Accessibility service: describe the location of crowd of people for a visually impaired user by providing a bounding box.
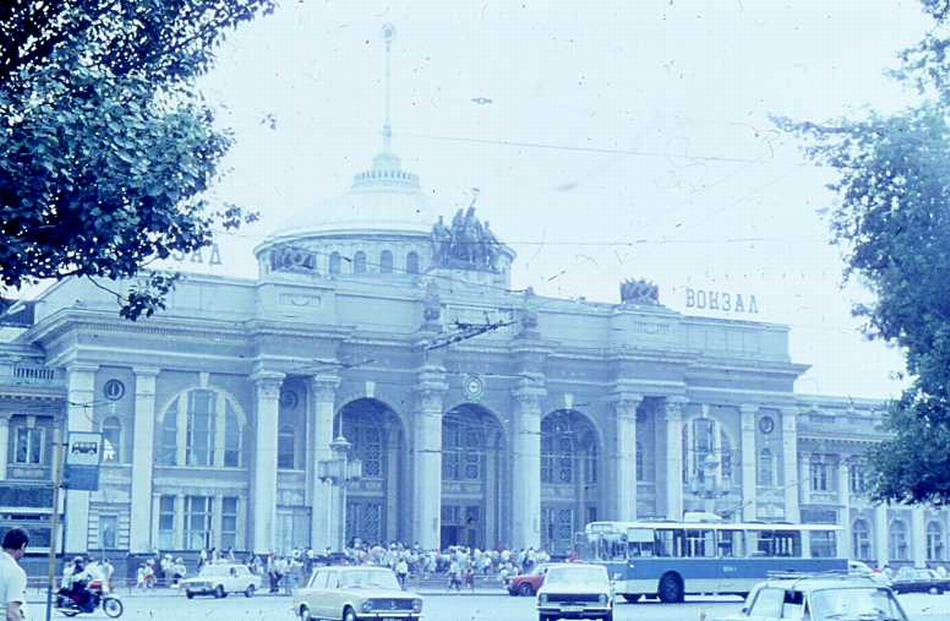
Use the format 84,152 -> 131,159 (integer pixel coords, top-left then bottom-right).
125,541 -> 554,593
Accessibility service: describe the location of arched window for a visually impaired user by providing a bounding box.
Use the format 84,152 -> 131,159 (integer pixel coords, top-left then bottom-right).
186,390 -> 215,466
158,389 -> 246,468
102,416 -> 121,463
380,250 -> 393,274
758,448 -> 774,487
927,521 -> 944,561
852,519 -> 871,560
636,441 -> 644,482
443,418 -> 484,481
406,251 -> 420,274
278,425 -> 296,470
889,520 -> 909,561
159,399 -> 178,466
353,251 -> 367,274
224,402 -> 242,467
720,431 -> 733,483
329,252 -> 342,275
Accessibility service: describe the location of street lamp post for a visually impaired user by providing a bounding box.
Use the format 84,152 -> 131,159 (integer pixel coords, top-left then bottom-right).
320,435 -> 362,552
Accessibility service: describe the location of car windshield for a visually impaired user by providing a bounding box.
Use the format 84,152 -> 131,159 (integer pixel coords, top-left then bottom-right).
197,566 -> 226,577
338,570 -> 400,590
811,588 -> 907,621
544,566 -> 607,586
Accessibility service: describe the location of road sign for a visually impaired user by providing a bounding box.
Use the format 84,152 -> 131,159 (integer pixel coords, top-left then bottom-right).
64,432 -> 102,491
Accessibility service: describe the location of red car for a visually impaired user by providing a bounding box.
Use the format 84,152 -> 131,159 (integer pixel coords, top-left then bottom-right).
508,564 -> 549,596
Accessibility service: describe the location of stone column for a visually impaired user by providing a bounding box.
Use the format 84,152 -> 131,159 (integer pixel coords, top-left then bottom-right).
664,397 -> 686,521
874,503 -> 889,568
837,461 -> 851,559
412,372 -> 447,550
611,394 -> 641,520
309,374 -> 339,551
251,370 -> 284,554
0,414 -> 10,480
912,506 -> 927,567
511,377 -> 546,550
740,405 -> 758,521
64,363 -> 98,554
129,367 -> 159,553
781,408 -> 800,522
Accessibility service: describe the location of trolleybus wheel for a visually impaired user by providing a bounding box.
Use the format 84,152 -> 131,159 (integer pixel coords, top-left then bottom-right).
658,573 -> 684,604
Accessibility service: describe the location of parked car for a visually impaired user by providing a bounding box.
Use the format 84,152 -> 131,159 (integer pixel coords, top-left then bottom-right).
509,564 -> 550,596
537,564 -> 613,621
293,566 -> 423,621
712,574 -> 909,621
180,563 -> 261,599
889,567 -> 950,594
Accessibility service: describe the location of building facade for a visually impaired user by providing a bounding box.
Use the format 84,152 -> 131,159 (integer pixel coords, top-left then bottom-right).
0,140 -> 947,569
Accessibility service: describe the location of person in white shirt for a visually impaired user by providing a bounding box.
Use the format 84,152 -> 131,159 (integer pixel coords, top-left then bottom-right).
0,528 -> 29,621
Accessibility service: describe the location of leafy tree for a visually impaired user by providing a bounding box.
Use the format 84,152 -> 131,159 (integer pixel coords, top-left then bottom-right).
779,3 -> 950,504
0,0 -> 273,319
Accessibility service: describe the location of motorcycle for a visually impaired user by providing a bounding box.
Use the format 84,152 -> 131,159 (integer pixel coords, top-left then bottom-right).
55,579 -> 124,618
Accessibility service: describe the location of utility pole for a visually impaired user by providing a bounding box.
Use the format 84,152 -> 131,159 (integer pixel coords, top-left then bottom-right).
45,426 -> 64,621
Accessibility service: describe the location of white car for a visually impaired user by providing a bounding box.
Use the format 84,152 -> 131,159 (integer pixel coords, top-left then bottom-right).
536,564 -> 613,621
179,563 -> 261,599
293,566 -> 423,621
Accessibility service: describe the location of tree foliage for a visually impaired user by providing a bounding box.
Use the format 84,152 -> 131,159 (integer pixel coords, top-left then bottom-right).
0,0 -> 273,319
780,3 -> 950,505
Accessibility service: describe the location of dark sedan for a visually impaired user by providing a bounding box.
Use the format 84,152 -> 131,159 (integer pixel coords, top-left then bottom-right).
889,568 -> 950,594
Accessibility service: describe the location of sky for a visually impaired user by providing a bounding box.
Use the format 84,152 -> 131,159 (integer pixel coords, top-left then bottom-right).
168,0 -> 935,399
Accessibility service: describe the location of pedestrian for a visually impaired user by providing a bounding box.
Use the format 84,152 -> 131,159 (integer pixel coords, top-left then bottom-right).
395,556 -> 409,590
0,529 -> 28,621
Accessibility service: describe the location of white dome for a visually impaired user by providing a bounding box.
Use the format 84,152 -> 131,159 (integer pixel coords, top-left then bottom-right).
268,150 -> 442,242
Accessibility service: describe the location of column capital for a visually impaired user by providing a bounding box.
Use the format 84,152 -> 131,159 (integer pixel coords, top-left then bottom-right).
611,394 -> 642,419
739,403 -> 760,415
65,362 -> 100,374
664,396 -> 688,419
251,371 -> 285,400
414,382 -> 447,413
310,373 -> 341,400
132,366 -> 161,378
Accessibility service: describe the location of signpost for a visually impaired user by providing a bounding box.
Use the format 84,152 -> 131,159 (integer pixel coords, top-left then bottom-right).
64,432 -> 103,492
45,427 -> 63,621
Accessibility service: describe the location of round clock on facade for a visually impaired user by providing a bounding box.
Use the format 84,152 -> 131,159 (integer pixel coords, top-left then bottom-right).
758,415 -> 775,434
463,375 -> 485,401
280,389 -> 299,409
103,379 -> 125,401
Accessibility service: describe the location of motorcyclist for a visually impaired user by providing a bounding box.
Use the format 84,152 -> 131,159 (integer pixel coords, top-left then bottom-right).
61,556 -> 94,613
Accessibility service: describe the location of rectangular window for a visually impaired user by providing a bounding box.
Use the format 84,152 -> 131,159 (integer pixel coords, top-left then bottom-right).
221,497 -> 238,550
187,391 -> 215,466
811,456 -> 829,492
158,495 -> 176,549
99,514 -> 118,549
14,427 -> 44,465
849,465 -> 867,493
810,531 -> 836,558
184,495 -> 212,550
277,430 -> 295,470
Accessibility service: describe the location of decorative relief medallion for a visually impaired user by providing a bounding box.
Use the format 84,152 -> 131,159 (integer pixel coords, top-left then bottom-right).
103,379 -> 125,401
758,416 -> 775,435
462,375 -> 485,401
280,390 -> 299,409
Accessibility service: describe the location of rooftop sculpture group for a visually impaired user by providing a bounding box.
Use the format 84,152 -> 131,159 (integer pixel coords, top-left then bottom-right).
431,205 -> 503,272
620,278 -> 660,306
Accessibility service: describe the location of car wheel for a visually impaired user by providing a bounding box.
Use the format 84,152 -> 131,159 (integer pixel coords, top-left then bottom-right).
518,582 -> 535,596
299,606 -> 312,621
620,593 -> 642,603
343,605 -> 358,621
185,591 -> 194,600
658,573 -> 684,604
245,585 -> 256,598
214,585 -> 225,599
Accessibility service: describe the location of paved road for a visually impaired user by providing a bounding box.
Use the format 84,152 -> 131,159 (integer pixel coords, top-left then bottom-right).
24,592 -> 950,621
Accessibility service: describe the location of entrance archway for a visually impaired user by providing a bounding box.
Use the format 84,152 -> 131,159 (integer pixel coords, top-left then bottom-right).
440,404 -> 506,549
335,399 -> 406,545
541,409 -> 601,555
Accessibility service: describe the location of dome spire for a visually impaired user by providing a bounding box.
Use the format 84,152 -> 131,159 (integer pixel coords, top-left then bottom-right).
382,23 -> 395,155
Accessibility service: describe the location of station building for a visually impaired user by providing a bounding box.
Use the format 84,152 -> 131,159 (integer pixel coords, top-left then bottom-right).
0,136 -> 946,570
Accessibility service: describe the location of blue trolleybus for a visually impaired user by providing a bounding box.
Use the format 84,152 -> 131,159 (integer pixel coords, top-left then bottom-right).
581,520 -> 847,603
